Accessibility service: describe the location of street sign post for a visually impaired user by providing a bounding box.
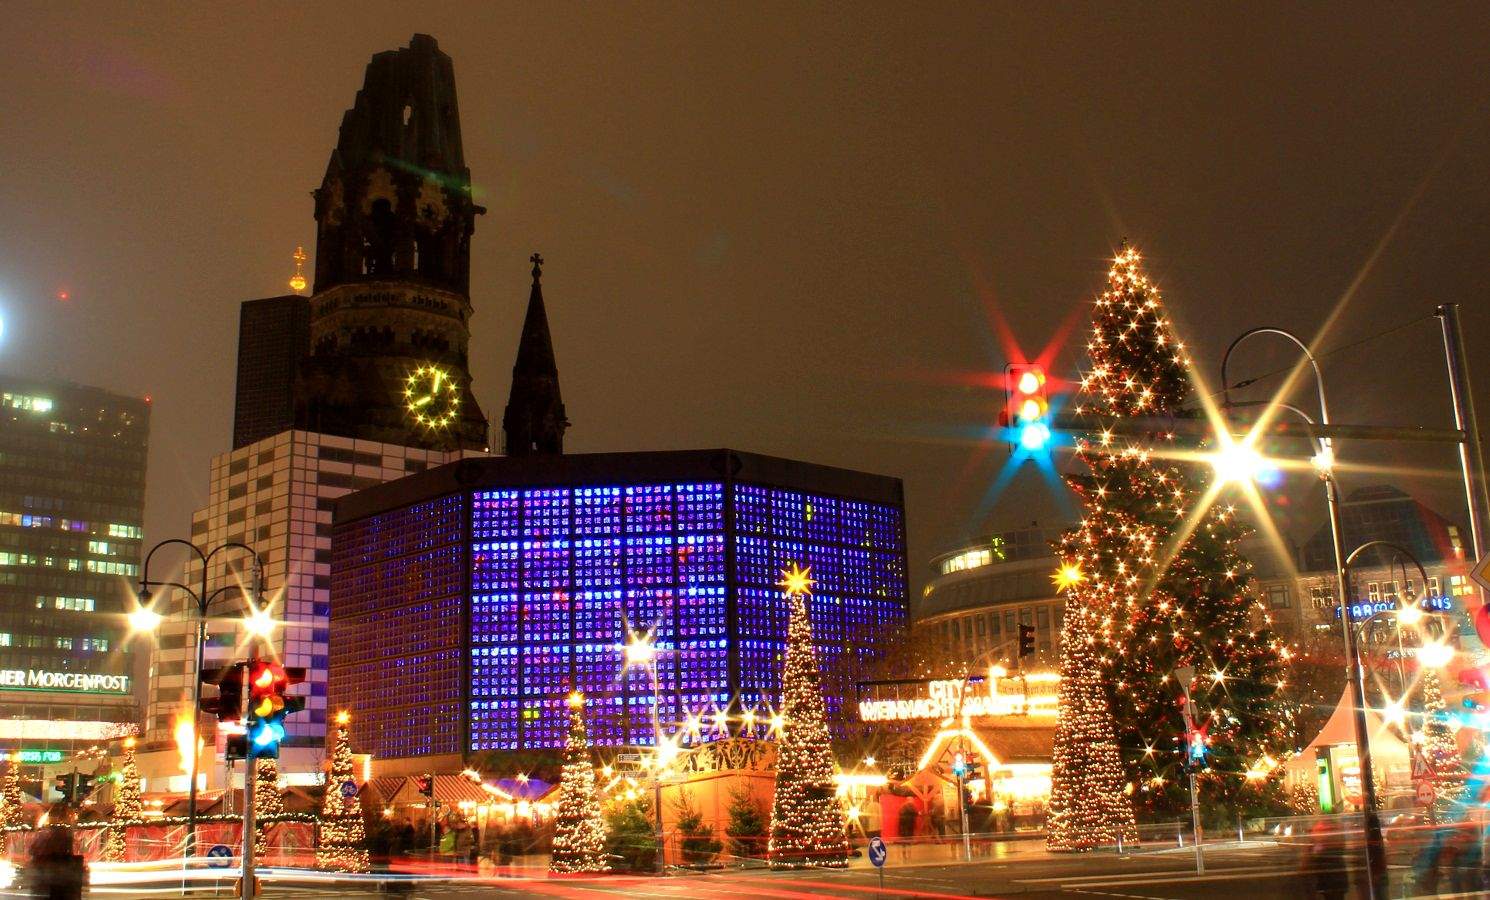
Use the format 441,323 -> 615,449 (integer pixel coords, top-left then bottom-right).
206,844 -> 234,868
868,836 -> 887,894
339,779 -> 357,799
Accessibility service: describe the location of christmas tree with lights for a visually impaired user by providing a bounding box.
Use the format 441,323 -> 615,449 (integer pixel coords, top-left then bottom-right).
768,564 -> 849,868
549,692 -> 608,874
316,712 -> 369,872
1419,669 -> 1466,814
102,738 -> 143,861
1047,599 -> 1138,850
254,757 -> 284,862
0,756 -> 22,854
1055,244 -> 1290,818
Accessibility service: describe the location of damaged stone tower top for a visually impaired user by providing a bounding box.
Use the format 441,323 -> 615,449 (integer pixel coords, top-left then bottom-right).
295,34 -> 489,450
313,33 -> 480,296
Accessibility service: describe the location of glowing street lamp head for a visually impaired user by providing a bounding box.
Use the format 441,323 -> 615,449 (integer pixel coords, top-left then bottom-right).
1396,604 -> 1424,627
1310,445 -> 1335,476
1211,441 -> 1264,485
128,605 -> 163,634
624,632 -> 655,667
1418,641 -> 1455,668
243,604 -> 277,639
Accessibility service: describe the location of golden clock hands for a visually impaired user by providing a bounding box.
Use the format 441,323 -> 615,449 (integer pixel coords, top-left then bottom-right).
411,395 -> 434,408
431,370 -> 444,393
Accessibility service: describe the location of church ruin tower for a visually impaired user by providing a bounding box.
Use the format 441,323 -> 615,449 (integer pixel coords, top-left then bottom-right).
503,253 -> 568,456
295,34 -> 489,450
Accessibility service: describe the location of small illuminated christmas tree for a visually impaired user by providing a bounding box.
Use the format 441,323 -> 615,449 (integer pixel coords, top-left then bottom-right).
768,564 -> 849,868
103,737 -> 143,861
254,756 -> 284,862
549,692 -> 608,874
0,755 -> 23,855
1046,597 -> 1138,850
1420,669 -> 1466,813
316,711 -> 369,872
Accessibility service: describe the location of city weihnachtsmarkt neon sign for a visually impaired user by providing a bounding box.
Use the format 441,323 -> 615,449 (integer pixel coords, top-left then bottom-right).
857,669 -> 1059,723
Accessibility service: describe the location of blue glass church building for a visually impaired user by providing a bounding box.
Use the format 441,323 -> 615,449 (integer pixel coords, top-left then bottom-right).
329,450 -> 907,763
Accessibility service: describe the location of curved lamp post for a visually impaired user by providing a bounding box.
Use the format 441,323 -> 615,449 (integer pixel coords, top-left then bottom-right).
1221,327 -> 1385,899
136,539 -> 263,860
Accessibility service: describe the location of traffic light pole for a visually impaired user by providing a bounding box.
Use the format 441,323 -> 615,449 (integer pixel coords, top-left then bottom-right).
241,660 -> 255,900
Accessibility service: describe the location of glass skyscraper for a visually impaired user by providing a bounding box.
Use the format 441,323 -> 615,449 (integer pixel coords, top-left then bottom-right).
0,377 -> 148,747
330,450 -> 907,760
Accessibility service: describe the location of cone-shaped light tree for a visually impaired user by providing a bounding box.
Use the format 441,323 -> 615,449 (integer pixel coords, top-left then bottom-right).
102,737 -> 143,861
549,691 -> 609,874
317,711 -> 369,872
768,564 -> 849,868
0,756 -> 23,854
255,756 -> 284,862
1419,669 -> 1466,814
1047,589 -> 1138,850
1053,245 -> 1291,820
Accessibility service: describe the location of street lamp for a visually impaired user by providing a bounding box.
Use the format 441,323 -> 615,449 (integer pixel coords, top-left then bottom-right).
135,539 -> 264,860
619,627 -> 667,873
1220,326 -> 1385,899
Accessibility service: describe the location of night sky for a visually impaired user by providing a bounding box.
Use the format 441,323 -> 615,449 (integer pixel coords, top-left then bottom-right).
3,4 -> 1489,590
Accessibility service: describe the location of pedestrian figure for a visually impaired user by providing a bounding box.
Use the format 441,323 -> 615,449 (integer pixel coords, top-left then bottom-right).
1298,820 -> 1347,900
26,804 -> 87,900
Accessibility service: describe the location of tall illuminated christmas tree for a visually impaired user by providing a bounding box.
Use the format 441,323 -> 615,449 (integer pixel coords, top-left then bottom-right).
549,692 -> 608,874
0,756 -> 22,855
103,737 -> 143,862
316,712 -> 369,872
254,757 -> 284,862
1419,670 -> 1466,813
1055,244 -> 1290,818
1047,598 -> 1138,850
768,564 -> 849,868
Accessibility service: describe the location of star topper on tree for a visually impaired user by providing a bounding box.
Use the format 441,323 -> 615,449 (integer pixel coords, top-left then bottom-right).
777,562 -> 814,598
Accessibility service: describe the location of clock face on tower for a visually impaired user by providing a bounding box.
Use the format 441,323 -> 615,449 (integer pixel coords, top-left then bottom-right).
403,364 -> 461,430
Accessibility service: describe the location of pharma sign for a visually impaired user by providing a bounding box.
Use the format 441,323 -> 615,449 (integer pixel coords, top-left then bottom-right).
0,669 -> 130,694
857,673 -> 1059,723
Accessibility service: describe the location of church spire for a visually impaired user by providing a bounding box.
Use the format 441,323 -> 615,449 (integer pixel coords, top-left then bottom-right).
503,253 -> 568,456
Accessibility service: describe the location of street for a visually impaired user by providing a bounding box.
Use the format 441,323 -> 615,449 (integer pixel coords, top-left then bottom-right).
43,842 -> 1391,900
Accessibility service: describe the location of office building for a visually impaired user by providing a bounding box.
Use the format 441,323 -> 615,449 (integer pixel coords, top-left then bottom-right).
0,377 -> 148,750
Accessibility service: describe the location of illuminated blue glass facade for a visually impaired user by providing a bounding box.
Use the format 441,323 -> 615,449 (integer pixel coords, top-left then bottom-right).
330,451 -> 907,757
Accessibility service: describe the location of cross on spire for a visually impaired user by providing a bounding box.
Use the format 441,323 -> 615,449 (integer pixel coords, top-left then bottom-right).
530,252 -> 544,282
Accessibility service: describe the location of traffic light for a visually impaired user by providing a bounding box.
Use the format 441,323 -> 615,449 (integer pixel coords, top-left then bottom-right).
416,774 -> 434,798
200,662 -> 249,723
52,773 -> 93,804
1004,364 -> 1051,451
244,659 -> 305,759
951,753 -> 967,778
1017,624 -> 1036,658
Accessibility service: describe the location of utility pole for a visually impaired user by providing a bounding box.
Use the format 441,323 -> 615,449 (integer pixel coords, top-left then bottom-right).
1437,303 -> 1490,561
1173,666 -> 1204,875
